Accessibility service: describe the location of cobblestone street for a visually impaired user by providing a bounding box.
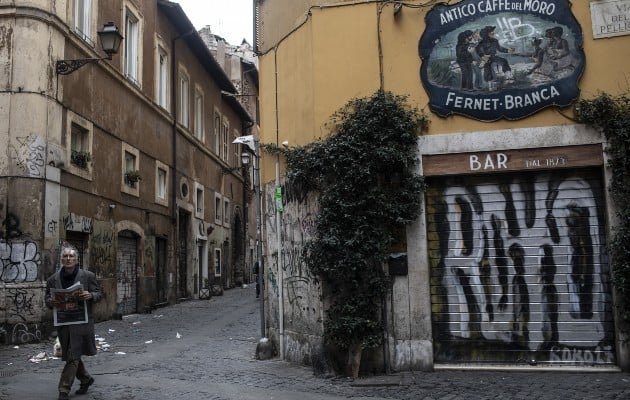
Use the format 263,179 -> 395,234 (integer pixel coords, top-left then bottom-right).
1,285 -> 629,400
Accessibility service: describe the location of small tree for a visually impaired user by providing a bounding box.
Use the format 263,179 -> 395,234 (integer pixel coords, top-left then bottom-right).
267,90 -> 429,377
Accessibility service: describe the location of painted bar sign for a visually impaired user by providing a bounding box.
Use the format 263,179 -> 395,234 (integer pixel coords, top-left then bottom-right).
422,144 -> 603,176
418,0 -> 585,121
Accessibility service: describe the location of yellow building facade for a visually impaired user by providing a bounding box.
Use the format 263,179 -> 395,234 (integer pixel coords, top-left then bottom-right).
256,0 -> 630,372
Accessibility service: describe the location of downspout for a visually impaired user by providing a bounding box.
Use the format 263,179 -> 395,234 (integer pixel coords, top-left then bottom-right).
252,0 -> 265,339
170,35 -> 179,300
171,29 -> 195,300
255,137 -> 265,338
274,47 -> 284,360
377,2 -> 386,91
253,0 -> 259,55
242,120 -> 254,282
377,2 -> 389,371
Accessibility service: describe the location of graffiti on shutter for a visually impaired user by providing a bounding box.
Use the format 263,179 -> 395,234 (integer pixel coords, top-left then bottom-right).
427,168 -> 615,365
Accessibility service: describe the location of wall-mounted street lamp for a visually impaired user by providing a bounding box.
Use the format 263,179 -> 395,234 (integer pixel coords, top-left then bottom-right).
56,22 -> 124,75
240,151 -> 251,166
221,152 -> 251,174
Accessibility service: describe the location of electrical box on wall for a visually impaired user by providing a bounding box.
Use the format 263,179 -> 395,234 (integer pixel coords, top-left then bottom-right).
388,253 -> 408,276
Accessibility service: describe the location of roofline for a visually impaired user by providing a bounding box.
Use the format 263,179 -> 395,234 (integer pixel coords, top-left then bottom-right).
157,0 -> 237,94
221,93 -> 254,124
241,59 -> 259,88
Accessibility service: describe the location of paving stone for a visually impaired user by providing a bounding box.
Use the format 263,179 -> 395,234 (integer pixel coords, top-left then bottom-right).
1,285 -> 629,400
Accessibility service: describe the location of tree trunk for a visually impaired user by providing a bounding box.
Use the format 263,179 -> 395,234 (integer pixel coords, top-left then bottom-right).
346,341 -> 362,379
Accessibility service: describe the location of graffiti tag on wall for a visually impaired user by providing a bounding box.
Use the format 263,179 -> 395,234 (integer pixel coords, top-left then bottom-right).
6,134 -> 47,177
4,286 -> 44,328
90,224 -> 114,276
428,171 -> 615,364
0,241 -> 41,283
11,323 -> 42,344
265,185 -> 322,334
62,213 -> 94,233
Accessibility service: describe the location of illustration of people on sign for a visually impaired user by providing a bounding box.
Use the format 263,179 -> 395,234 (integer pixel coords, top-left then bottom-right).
522,26 -> 577,78
427,19 -> 581,92
469,30 -> 484,90
526,37 -> 545,75
544,26 -> 576,73
475,25 -> 515,90
419,0 -> 585,121
455,30 -> 475,90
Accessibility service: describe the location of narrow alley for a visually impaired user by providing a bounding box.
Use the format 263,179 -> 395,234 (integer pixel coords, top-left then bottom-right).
1,285 -> 629,400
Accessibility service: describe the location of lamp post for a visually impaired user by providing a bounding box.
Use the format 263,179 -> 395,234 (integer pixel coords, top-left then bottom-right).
56,22 -> 124,75
233,135 -> 265,338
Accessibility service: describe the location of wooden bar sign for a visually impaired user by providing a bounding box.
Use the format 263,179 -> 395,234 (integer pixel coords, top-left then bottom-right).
422,144 -> 603,176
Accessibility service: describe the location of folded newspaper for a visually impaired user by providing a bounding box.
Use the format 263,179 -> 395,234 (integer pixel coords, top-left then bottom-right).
52,282 -> 88,326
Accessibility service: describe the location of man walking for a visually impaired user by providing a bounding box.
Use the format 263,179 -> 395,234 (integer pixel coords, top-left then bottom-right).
45,243 -> 102,400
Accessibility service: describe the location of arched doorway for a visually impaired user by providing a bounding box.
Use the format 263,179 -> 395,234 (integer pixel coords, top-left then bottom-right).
116,230 -> 138,315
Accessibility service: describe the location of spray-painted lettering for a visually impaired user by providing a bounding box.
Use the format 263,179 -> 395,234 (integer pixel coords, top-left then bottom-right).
0,241 -> 41,283
429,172 -> 615,364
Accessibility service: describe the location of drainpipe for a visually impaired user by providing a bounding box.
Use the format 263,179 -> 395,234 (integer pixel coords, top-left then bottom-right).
274,48 -> 285,360
276,153 -> 284,359
170,35 -> 179,300
255,138 -> 265,338
171,29 -> 195,300
242,120 -> 254,283
253,0 -> 259,55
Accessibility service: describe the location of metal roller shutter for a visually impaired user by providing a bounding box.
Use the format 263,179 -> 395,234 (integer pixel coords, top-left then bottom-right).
427,168 -> 616,366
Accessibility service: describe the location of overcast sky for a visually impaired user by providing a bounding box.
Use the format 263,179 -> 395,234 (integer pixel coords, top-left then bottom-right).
173,0 -> 254,45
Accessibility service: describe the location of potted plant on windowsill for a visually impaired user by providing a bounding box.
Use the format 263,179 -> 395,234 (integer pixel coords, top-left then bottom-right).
70,150 -> 91,169
124,170 -> 142,186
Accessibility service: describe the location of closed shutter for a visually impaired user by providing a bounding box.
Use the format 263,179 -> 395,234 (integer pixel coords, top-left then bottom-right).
427,168 -> 616,366
116,233 -> 137,315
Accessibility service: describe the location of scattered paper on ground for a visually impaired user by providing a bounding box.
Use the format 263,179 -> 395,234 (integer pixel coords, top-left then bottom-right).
95,336 -> 110,351
29,352 -> 51,363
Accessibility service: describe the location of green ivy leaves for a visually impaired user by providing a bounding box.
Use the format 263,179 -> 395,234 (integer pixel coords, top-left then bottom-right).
575,92 -> 630,326
270,90 -> 429,349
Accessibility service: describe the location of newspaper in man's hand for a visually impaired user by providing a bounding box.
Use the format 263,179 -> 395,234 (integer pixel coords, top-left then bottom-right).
52,282 -> 88,326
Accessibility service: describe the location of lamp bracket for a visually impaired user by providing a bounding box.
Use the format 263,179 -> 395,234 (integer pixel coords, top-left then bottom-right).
56,57 -> 105,75
221,166 -> 242,175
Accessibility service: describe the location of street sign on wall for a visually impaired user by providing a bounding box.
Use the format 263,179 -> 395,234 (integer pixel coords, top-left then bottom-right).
418,0 -> 585,121
590,0 -> 630,39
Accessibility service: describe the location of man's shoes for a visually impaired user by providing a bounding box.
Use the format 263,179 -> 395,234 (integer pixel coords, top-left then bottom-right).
76,377 -> 95,394
58,392 -> 69,400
